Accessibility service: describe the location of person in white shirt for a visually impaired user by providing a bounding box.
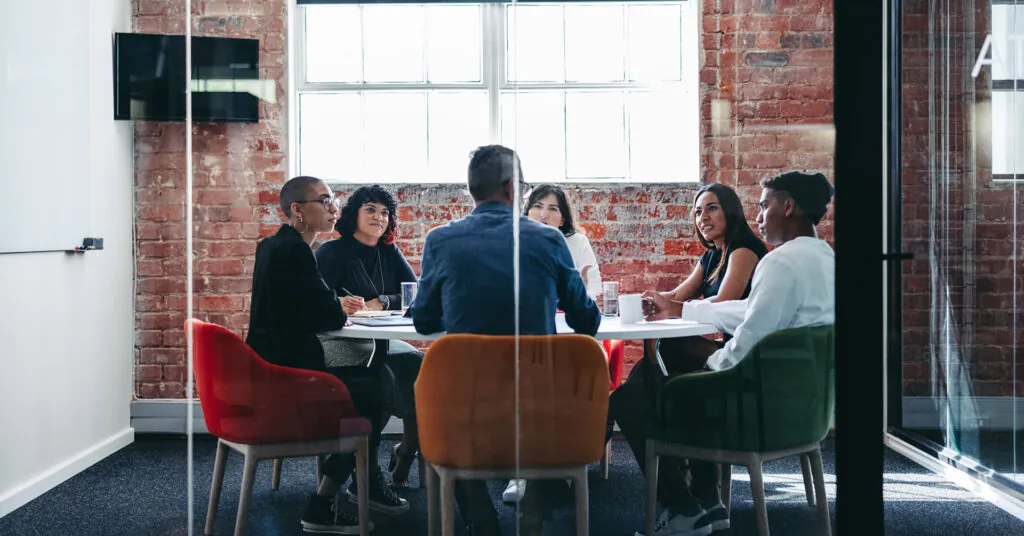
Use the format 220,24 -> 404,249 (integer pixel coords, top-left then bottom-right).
618,171 -> 835,536
524,184 -> 603,298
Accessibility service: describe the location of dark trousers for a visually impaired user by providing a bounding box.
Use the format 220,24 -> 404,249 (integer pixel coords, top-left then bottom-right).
609,336 -> 721,512
455,479 -> 560,534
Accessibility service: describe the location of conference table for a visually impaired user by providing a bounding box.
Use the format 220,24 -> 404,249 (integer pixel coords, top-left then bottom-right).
321,314 -> 719,375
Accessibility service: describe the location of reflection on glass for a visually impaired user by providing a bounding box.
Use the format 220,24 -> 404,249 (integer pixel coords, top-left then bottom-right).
507,5 -> 564,82
363,6 -> 425,83
363,92 -> 427,180
299,93 -> 364,180
304,6 -> 362,83
428,91 -> 488,181
565,5 -> 624,82
427,6 -> 482,82
566,92 -> 627,179
629,91 -> 688,181
990,5 -> 1024,81
991,92 -> 1024,177
501,91 -> 566,181
628,5 -> 683,81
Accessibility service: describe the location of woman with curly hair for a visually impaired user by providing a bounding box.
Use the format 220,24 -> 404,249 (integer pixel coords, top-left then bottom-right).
316,185 -> 424,495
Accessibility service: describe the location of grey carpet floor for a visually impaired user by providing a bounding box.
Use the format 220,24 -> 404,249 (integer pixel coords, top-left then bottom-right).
1,436 -> 1022,535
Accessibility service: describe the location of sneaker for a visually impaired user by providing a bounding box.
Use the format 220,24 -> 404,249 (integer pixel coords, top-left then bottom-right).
633,507 -> 712,536
301,494 -> 373,535
502,479 -> 527,502
346,468 -> 410,515
702,503 -> 730,532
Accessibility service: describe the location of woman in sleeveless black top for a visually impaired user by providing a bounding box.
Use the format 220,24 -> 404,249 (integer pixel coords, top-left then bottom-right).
641,183 -> 768,372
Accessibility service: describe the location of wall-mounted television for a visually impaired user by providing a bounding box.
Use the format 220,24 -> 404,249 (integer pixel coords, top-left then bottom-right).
113,33 -> 260,123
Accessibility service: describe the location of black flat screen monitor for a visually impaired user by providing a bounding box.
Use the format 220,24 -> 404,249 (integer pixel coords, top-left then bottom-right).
114,33 -> 260,123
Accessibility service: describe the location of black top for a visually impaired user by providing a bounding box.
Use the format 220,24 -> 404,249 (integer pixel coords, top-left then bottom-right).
699,232 -> 769,300
245,224 -> 347,371
314,234 -> 417,310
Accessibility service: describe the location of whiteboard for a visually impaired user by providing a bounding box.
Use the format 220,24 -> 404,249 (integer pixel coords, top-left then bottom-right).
0,0 -> 92,253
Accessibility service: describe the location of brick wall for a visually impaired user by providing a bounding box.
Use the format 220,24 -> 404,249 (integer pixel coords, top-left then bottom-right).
133,0 -> 834,398
900,0 -> 1023,400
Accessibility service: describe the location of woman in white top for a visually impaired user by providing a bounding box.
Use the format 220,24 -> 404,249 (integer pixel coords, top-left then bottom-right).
524,184 -> 602,298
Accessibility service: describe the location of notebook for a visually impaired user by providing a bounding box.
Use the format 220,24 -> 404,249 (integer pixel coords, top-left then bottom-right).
349,316 -> 415,327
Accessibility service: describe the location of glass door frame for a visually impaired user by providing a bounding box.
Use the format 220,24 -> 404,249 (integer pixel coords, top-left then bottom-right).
880,0 -> 1024,519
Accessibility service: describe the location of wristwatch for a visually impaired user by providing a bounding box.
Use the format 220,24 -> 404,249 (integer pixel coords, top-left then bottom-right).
379,295 -> 390,310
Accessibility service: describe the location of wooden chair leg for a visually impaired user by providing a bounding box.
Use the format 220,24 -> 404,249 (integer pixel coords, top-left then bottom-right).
426,464 -> 440,536
440,469 -> 457,536
721,463 -> 732,516
800,454 -> 815,506
645,440 -> 660,536
204,440 -> 229,536
573,466 -> 589,536
601,439 -> 611,480
234,454 -> 259,536
748,460 -> 770,536
809,446 -> 832,536
355,438 -> 370,536
271,458 -> 282,490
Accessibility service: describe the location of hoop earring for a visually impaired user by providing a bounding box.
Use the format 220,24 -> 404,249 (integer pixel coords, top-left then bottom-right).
296,217 -> 310,234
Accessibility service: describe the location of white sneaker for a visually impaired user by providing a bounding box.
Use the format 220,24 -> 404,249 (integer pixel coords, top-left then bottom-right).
633,507 -> 712,536
502,479 -> 527,502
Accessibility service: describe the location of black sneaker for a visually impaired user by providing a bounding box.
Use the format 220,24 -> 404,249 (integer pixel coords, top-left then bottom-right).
702,503 -> 730,532
301,494 -> 373,535
346,468 -> 410,515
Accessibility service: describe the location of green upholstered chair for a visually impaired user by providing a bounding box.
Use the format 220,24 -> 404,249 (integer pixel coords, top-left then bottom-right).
644,325 -> 834,536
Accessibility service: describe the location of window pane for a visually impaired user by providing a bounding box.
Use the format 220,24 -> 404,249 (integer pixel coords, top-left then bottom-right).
565,5 -> 625,82
428,91 -> 489,181
629,91 -> 690,181
991,5 -> 1024,80
299,93 -> 364,181
427,6 -> 481,82
507,6 -> 564,82
363,6 -> 425,83
364,93 -> 427,181
565,92 -> 626,179
501,92 -> 566,181
304,6 -> 362,83
628,5 -> 682,82
991,92 -> 1024,176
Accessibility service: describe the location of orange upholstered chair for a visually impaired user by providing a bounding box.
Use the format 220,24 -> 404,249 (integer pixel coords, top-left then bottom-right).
415,334 -> 610,536
189,319 -> 372,536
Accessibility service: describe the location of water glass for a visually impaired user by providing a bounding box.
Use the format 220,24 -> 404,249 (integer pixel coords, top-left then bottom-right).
603,281 -> 619,316
401,282 -> 418,312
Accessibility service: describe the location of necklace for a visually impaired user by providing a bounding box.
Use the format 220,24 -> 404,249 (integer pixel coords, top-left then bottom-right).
359,248 -> 384,296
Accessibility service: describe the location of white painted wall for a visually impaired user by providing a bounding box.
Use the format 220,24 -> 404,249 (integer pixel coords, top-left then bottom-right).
0,0 -> 135,517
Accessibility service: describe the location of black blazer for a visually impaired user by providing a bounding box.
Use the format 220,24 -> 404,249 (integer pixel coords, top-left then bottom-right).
245,224 -> 347,372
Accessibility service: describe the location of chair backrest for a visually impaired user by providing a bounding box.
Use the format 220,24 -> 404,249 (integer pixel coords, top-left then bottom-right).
189,319 -> 363,444
603,339 -> 626,390
726,325 -> 834,451
415,334 -> 610,469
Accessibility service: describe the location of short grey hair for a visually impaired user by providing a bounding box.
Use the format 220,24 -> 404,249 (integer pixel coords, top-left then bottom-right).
467,145 -> 523,201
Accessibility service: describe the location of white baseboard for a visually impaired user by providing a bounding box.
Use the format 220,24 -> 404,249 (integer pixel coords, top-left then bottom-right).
0,427 -> 134,518
131,400 -> 404,435
903,396 -> 1024,431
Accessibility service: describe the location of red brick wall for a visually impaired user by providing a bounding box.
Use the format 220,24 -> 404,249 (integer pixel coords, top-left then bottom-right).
900,0 -> 1021,399
133,0 -> 834,398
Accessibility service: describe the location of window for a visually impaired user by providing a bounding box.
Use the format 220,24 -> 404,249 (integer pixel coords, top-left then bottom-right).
293,2 -> 699,184
991,1 -> 1024,180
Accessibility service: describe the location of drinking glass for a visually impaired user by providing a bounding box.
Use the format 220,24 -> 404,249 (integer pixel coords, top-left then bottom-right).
401,282 -> 418,312
602,281 -> 619,316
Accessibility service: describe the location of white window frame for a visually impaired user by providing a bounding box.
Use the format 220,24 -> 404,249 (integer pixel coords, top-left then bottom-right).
288,1 -> 700,185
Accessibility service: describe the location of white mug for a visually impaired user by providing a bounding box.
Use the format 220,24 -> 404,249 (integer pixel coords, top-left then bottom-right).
619,294 -> 643,324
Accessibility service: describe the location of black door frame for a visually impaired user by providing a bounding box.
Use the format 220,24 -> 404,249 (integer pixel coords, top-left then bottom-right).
834,0 -> 885,534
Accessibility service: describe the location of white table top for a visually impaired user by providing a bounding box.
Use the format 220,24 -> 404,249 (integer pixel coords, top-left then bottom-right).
323,314 -> 717,342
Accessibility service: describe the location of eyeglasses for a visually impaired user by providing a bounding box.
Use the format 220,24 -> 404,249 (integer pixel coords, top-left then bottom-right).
298,197 -> 339,211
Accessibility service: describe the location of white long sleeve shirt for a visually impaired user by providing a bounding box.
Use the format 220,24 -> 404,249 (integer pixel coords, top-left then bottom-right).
681,236 -> 835,370
564,232 -> 603,299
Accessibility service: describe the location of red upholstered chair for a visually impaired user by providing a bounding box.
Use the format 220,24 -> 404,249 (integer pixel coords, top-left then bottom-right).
599,339 -> 626,479
189,319 -> 372,536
